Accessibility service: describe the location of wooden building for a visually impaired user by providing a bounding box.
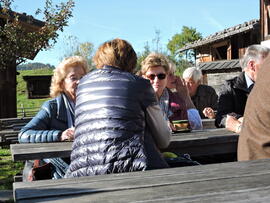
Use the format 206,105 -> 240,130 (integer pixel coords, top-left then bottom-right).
178,19 -> 260,93
260,0 -> 270,45
23,75 -> 52,99
0,8 -> 44,118
178,19 -> 260,63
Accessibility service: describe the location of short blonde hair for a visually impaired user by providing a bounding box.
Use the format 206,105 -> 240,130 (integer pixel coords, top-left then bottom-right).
93,38 -> 137,73
50,56 -> 88,98
140,53 -> 169,75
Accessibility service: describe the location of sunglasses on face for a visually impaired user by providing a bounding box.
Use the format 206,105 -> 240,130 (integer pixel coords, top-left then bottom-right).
146,73 -> 166,80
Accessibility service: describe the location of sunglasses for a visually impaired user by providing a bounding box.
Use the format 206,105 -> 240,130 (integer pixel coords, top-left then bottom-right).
146,73 -> 166,80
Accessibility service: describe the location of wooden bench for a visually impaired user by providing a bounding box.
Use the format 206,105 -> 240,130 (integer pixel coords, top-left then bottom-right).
0,129 -> 20,147
0,117 -> 32,130
13,159 -> 270,202
0,117 -> 31,147
11,128 -> 237,163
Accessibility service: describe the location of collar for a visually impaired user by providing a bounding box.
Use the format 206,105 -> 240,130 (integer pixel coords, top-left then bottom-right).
244,72 -> 254,89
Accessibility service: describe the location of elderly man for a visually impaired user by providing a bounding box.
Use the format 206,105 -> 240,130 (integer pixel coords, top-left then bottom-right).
215,44 -> 270,133
238,55 -> 270,161
183,67 -> 218,119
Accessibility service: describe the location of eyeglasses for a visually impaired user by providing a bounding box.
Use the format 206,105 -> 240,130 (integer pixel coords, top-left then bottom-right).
146,73 -> 166,80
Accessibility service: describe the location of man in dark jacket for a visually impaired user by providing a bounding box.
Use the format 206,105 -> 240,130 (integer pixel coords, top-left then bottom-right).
183,67 -> 218,119
65,39 -> 171,178
215,44 -> 270,132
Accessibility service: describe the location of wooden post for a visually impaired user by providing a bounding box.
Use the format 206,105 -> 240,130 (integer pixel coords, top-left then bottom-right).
0,61 -> 17,118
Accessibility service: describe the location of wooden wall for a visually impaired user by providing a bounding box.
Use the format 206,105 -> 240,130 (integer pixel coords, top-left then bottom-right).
0,62 -> 17,118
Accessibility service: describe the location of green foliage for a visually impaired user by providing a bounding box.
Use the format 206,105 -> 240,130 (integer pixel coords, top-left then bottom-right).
136,29 -> 170,73
0,148 -> 24,190
0,0 -> 75,68
167,26 -> 202,61
17,68 -> 53,109
60,35 -> 95,70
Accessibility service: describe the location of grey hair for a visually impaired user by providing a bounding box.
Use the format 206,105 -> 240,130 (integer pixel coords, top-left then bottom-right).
183,67 -> 202,83
240,44 -> 270,69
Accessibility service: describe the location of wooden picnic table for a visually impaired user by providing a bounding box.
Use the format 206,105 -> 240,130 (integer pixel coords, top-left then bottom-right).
13,158 -> 270,202
11,128 -> 237,162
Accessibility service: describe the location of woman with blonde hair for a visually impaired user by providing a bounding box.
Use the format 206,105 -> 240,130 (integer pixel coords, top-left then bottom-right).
66,38 -> 171,178
19,56 -> 88,180
141,53 -> 202,130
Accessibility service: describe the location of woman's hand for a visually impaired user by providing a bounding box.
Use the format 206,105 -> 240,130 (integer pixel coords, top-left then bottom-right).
60,127 -> 75,141
203,107 -> 215,119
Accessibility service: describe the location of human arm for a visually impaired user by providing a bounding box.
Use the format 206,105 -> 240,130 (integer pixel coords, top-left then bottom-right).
225,115 -> 243,133
215,84 -> 242,128
146,104 -> 171,149
174,77 -> 195,109
18,102 -> 64,143
187,109 -> 203,130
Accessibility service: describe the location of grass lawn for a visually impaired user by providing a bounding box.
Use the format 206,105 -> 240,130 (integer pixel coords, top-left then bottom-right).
0,148 -> 24,190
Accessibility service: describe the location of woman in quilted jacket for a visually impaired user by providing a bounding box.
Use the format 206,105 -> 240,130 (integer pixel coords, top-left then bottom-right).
65,38 -> 171,178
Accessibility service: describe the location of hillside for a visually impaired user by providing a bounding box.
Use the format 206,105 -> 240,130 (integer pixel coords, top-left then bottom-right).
17,62 -> 55,70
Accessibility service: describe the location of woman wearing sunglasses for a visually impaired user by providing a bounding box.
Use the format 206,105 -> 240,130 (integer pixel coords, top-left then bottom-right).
141,53 -> 202,130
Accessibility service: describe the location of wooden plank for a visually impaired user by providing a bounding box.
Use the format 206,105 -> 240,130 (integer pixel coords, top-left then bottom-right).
202,118 -> 216,129
11,129 -> 237,161
11,142 -> 72,161
13,159 -> 270,203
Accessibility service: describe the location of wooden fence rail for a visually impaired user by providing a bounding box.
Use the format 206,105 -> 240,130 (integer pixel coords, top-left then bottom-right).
16,106 -> 39,118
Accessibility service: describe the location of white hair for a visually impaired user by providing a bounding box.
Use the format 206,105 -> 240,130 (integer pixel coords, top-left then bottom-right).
183,67 -> 202,83
240,44 -> 270,69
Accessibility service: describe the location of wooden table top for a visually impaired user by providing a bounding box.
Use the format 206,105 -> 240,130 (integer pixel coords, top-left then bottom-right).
13,158 -> 270,203
11,128 -> 237,161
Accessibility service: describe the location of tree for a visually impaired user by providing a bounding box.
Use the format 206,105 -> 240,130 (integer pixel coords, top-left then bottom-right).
0,0 -> 75,69
136,29 -> 169,72
167,26 -> 202,63
60,35 -> 95,70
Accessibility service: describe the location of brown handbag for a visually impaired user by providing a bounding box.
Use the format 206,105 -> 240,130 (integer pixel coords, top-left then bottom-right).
27,160 -> 53,181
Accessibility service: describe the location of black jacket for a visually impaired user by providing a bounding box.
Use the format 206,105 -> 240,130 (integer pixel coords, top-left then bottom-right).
191,85 -> 218,119
66,66 -> 169,178
215,72 -> 252,128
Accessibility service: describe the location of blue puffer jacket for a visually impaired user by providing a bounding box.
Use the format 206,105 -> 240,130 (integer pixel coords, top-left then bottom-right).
66,66 -> 166,178
19,94 -> 67,143
19,94 -> 70,179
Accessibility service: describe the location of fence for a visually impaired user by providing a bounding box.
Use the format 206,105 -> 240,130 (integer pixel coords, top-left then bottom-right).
17,106 -> 40,118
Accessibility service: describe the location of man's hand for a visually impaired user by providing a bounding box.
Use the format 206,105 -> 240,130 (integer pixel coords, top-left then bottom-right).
225,115 -> 242,133
203,107 -> 215,119
60,127 -> 75,141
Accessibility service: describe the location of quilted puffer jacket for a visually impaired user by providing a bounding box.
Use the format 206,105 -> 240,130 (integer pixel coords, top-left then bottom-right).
19,94 -> 67,143
66,66 -> 168,177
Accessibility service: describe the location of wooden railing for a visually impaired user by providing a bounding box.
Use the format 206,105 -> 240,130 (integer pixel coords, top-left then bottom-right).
17,106 -> 39,118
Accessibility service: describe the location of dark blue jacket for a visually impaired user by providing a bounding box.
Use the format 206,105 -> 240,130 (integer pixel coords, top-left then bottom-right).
66,66 -> 168,178
19,94 -> 70,179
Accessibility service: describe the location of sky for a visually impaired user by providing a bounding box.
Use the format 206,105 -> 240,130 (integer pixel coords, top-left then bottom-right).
11,0 -> 260,66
